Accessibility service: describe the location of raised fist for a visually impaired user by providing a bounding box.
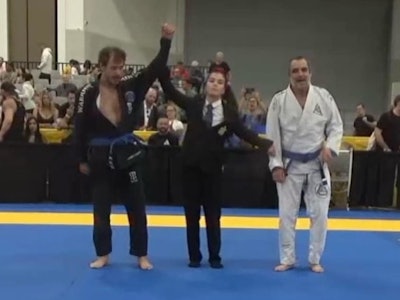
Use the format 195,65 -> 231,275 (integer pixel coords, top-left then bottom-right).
161,23 -> 175,39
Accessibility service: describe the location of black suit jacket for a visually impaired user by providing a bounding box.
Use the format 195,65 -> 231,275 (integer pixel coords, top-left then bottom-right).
134,102 -> 159,130
159,75 -> 273,173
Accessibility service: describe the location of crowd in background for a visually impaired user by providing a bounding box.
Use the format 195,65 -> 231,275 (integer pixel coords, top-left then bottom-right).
0,50 -> 268,147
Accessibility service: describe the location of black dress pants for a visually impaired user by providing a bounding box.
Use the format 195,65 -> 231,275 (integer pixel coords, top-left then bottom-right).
39,72 -> 51,84
183,165 -> 222,263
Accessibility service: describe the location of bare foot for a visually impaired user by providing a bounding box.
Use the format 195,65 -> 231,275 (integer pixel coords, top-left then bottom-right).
310,264 -> 324,273
89,255 -> 109,269
274,264 -> 294,272
138,256 -> 153,270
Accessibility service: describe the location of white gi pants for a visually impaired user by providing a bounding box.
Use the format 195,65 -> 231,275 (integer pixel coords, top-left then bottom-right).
276,161 -> 331,265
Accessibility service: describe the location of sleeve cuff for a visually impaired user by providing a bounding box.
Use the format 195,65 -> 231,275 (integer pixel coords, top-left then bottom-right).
269,158 -> 284,171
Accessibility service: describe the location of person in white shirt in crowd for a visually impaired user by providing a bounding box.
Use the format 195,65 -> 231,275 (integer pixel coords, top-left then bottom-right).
0,57 -> 6,74
165,103 -> 184,138
135,87 -> 159,130
18,73 -> 36,115
37,45 -> 53,84
69,59 -> 80,76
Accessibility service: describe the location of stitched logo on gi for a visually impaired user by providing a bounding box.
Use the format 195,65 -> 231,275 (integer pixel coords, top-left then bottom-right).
125,91 -> 136,113
313,104 -> 323,116
129,171 -> 138,183
315,183 -> 329,197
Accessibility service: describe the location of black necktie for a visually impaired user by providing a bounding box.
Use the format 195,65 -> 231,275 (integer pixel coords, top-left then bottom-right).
204,103 -> 213,127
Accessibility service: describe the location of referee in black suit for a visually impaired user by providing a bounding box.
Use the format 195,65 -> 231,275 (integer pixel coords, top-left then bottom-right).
158,67 -> 275,268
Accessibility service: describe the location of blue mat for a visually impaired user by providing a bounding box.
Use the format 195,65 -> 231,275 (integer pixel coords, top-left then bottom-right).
0,224 -> 399,300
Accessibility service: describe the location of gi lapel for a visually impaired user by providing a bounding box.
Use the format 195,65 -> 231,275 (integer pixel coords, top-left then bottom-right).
282,85 -> 317,157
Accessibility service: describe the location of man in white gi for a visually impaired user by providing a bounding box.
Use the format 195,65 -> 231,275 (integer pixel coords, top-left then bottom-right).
266,56 -> 343,273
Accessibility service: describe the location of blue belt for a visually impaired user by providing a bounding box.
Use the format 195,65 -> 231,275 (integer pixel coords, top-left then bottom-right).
282,149 -> 321,163
89,133 -> 145,170
89,133 -> 145,147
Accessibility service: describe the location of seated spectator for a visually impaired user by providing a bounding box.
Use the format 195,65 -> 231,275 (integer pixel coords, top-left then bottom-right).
165,104 -> 184,137
33,91 -> 59,128
24,116 -> 43,144
240,96 -> 266,134
87,65 -> 100,84
189,60 -> 204,93
134,87 -> 159,130
0,62 -> 17,84
15,67 -> 28,84
148,115 -> 179,146
174,61 -> 190,78
226,94 -> 266,149
0,57 -> 5,74
183,78 -> 197,97
69,59 -> 80,76
54,74 -> 78,97
80,60 -> 92,75
209,51 -> 231,81
170,66 -> 184,90
56,90 -> 75,129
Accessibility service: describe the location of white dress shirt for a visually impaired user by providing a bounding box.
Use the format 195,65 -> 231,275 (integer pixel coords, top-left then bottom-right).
204,99 -> 224,127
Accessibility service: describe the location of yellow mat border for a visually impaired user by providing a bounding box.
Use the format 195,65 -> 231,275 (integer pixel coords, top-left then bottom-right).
0,212 -> 400,232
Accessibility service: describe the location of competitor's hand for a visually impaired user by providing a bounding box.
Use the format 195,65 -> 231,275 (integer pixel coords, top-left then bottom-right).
321,147 -> 332,164
79,163 -> 90,175
267,145 -> 276,156
161,23 -> 175,39
272,168 -> 286,183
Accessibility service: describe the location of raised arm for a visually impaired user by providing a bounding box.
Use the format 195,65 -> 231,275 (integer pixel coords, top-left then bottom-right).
122,23 -> 175,103
158,67 -> 192,110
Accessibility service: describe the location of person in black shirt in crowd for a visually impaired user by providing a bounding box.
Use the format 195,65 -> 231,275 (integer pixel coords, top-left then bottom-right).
0,82 -> 25,143
208,52 -> 231,81
158,67 -> 275,269
74,23 -> 175,270
353,103 -> 376,136
148,115 -> 179,147
375,96 -> 400,152
373,95 -> 400,206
